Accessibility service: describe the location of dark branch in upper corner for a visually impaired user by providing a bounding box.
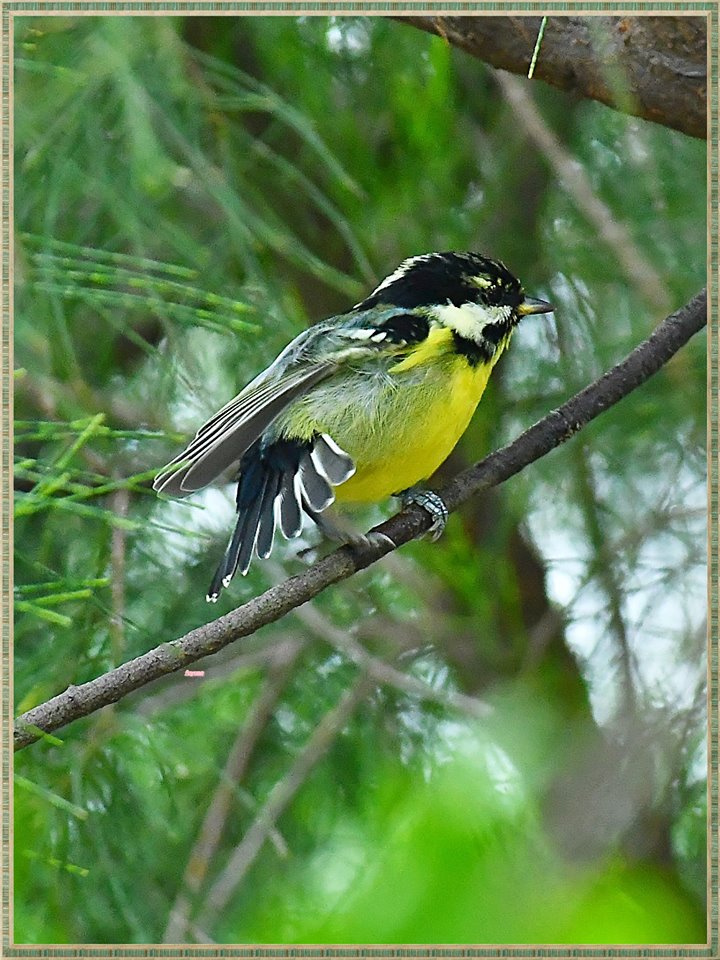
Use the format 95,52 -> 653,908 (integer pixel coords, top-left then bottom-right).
14,289 -> 707,750
401,16 -> 706,140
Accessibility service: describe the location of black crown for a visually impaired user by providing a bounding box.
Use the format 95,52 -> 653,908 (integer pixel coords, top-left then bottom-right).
357,251 -> 523,311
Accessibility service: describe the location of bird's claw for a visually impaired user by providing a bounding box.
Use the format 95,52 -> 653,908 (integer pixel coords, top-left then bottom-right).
347,530 -> 396,560
398,488 -> 448,541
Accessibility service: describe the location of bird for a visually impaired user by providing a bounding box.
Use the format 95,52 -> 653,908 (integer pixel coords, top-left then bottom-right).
154,251 -> 553,601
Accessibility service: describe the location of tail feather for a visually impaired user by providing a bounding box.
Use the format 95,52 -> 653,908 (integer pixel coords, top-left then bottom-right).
278,471 -> 303,539
235,475 -> 268,576
206,517 -> 243,601
256,470 -> 282,559
312,434 -> 356,485
206,433 -> 355,601
298,452 -> 334,511
207,452 -> 266,601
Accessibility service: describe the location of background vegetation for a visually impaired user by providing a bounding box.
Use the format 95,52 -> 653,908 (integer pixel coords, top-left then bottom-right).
14,15 -> 707,944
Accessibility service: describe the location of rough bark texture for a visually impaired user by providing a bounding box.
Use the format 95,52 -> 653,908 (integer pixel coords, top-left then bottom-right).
405,16 -> 707,139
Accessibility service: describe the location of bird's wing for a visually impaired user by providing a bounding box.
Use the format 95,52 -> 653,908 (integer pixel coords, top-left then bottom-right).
153,359 -> 335,496
154,307 -> 428,497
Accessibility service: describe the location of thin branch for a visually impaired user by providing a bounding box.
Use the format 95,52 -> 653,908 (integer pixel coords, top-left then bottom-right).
294,603 -> 492,719
192,671 -> 375,936
495,71 -> 671,313
163,639 -> 305,943
14,290 -> 707,750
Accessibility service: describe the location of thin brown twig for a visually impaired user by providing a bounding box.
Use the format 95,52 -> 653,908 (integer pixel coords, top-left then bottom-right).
162,639 -> 305,943
14,289 -> 707,750
191,671 -> 375,937
294,603 -> 491,719
495,71 -> 671,313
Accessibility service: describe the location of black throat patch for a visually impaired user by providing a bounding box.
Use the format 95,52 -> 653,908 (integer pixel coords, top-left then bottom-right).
452,332 -> 494,367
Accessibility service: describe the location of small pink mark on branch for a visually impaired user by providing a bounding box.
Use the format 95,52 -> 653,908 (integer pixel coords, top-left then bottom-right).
184,670 -> 205,678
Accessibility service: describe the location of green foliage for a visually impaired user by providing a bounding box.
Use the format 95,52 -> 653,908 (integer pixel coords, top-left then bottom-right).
238,727 -> 703,944
14,15 -> 706,945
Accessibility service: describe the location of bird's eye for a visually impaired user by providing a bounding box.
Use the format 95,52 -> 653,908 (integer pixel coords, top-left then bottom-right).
469,275 -> 506,306
488,284 -> 523,309
480,285 -> 504,306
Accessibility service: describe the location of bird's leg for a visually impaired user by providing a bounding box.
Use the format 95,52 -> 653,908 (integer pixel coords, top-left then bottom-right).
395,486 -> 449,541
302,502 -> 396,554
302,503 -> 352,543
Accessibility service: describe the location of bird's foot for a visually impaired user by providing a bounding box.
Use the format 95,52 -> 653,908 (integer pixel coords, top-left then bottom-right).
301,504 -> 395,560
297,529 -> 394,565
336,530 -> 395,566
350,530 -> 396,551
396,487 -> 448,541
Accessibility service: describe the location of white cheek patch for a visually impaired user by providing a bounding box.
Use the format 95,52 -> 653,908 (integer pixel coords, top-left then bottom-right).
433,301 -> 512,340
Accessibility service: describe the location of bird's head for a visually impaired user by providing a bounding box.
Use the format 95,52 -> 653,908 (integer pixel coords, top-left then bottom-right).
356,251 -> 553,349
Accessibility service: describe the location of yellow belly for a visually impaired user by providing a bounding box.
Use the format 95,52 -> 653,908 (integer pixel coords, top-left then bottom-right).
276,326 -> 506,504
333,356 -> 492,502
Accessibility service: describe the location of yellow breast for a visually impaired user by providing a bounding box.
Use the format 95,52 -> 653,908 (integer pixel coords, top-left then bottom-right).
333,326 -> 499,502
279,325 -> 509,505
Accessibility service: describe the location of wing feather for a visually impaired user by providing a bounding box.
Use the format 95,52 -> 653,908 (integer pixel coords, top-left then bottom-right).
154,362 -> 333,496
278,470 -> 303,538
154,305 -> 427,498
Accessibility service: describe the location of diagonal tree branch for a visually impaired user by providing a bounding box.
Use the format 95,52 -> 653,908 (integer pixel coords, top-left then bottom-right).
14,289 -> 707,751
494,70 -> 671,313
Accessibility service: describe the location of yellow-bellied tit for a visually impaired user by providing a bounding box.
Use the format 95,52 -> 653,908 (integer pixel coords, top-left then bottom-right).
154,251 -> 553,601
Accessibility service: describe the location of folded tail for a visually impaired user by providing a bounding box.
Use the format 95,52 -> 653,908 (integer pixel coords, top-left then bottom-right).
206,433 -> 355,601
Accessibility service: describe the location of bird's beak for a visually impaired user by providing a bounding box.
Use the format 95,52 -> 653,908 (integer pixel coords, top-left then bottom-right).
518,296 -> 553,316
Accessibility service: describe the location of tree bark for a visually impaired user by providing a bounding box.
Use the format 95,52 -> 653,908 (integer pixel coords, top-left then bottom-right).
404,16 -> 707,139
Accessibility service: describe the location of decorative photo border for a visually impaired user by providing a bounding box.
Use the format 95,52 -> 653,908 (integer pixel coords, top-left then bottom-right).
4,6 -> 716,956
